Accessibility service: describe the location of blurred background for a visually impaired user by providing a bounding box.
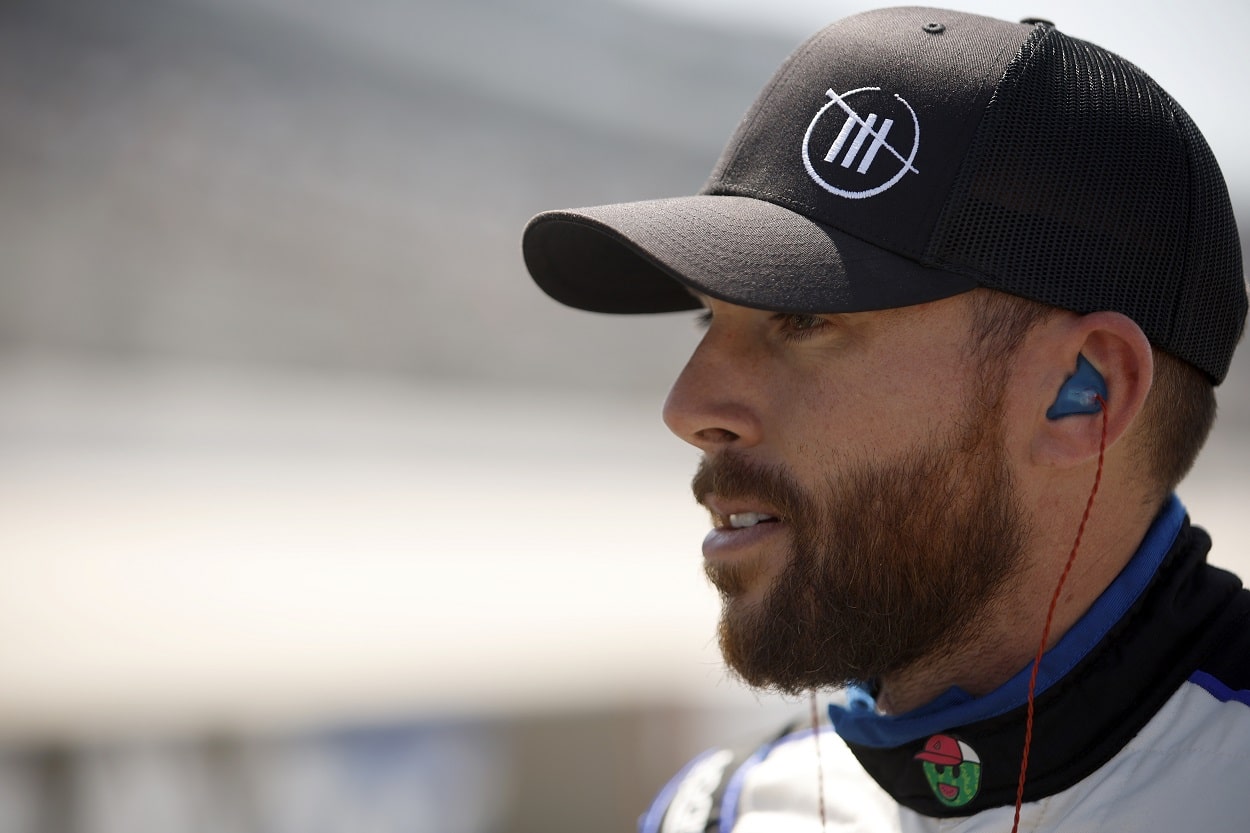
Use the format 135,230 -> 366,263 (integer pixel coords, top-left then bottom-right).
0,0 -> 1247,831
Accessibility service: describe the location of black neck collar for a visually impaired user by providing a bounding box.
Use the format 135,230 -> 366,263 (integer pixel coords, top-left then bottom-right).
840,519 -> 1243,817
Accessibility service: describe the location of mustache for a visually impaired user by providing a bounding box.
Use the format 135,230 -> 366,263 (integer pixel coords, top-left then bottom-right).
691,453 -> 807,519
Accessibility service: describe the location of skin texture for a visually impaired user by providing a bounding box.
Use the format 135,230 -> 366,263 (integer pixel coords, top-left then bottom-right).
664,289 -> 1160,713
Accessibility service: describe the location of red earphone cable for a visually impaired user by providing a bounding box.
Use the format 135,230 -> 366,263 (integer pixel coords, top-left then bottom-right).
1010,395 -> 1108,833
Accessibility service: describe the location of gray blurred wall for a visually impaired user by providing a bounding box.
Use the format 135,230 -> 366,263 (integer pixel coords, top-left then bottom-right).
0,0 -> 799,391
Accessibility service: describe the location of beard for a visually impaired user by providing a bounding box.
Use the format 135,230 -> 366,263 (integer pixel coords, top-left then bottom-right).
693,406 -> 1028,695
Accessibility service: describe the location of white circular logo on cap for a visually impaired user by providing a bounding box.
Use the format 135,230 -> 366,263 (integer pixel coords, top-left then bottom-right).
802,87 -> 920,199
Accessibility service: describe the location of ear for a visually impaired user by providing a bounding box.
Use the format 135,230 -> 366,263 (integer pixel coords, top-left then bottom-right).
1027,312 -> 1153,468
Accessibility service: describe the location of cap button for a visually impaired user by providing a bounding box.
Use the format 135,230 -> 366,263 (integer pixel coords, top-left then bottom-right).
921,21 -> 945,34
1020,17 -> 1054,26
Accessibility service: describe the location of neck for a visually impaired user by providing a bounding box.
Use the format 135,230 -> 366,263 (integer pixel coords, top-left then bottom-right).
874,478 -> 1160,715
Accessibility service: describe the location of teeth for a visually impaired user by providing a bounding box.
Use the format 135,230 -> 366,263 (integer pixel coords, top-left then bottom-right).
728,512 -> 775,529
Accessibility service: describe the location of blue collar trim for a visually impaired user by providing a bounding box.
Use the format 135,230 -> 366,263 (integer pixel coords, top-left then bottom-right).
828,495 -> 1186,748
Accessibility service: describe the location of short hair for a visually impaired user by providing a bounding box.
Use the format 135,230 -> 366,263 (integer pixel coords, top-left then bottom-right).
966,289 -> 1054,372
1137,349 -> 1216,495
966,289 -> 1216,498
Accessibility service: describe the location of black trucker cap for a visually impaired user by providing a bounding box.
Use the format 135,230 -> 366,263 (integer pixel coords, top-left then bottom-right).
522,7 -> 1247,383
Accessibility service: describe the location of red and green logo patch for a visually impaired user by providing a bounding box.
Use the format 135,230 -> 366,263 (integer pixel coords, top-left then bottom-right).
914,734 -> 982,808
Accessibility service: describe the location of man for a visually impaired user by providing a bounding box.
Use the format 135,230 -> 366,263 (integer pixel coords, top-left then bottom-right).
522,8 -> 1249,832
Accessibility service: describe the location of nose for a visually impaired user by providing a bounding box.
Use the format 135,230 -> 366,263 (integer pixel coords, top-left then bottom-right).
662,326 -> 764,453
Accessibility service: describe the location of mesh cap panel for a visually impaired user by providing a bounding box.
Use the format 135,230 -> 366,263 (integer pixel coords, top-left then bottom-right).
929,26 -> 1246,382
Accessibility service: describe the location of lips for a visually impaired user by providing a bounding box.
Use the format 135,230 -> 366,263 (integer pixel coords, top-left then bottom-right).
939,784 -> 959,800
700,495 -> 786,561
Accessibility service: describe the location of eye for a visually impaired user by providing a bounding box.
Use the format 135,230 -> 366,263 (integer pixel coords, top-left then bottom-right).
785,314 -> 824,330
695,309 -> 713,330
774,313 -> 829,340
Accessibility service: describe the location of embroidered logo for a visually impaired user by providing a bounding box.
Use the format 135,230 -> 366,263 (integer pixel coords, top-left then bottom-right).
801,86 -> 920,199
915,734 -> 982,808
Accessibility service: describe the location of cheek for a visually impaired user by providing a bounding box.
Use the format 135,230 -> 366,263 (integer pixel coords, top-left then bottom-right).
783,363 -> 875,439
783,367 -> 950,471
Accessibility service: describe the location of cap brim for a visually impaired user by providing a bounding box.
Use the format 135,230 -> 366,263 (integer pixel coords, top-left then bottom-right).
522,195 -> 978,315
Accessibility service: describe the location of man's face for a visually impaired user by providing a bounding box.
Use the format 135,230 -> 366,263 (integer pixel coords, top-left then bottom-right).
663,294 -> 1028,693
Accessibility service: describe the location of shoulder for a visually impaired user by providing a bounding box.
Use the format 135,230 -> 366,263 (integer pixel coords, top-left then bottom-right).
639,722 -> 904,833
1032,675 -> 1250,831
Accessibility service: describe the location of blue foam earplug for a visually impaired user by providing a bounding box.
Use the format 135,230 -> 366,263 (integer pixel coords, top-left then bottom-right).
1046,354 -> 1107,419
